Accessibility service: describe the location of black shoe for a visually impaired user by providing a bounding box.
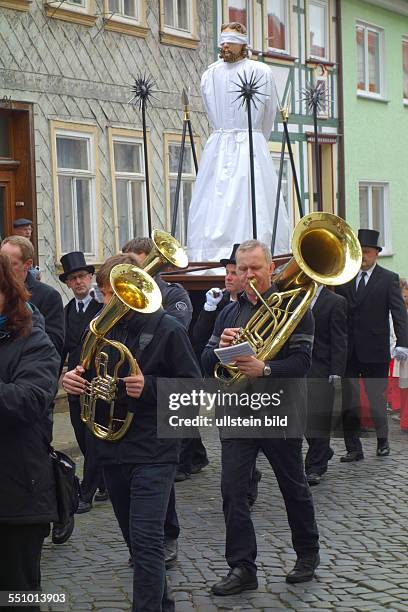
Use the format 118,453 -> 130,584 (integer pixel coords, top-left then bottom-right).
306,473 -> 321,486
52,517 -> 75,545
164,538 -> 178,568
377,443 -> 390,457
76,499 -> 92,514
340,451 -> 364,463
94,489 -> 109,502
286,554 -> 320,584
211,566 -> 258,596
174,470 -> 190,482
190,459 -> 209,474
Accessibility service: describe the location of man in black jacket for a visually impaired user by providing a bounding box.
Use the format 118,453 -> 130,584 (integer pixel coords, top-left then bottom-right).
1,235 -> 64,355
336,229 -> 408,460
62,255 -> 201,612
304,286 -> 347,485
59,251 -> 105,515
202,240 -> 319,593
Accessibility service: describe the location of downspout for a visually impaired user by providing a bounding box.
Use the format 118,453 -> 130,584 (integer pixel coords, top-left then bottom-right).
336,0 -> 346,220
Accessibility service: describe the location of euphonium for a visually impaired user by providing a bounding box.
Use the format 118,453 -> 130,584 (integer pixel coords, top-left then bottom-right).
215,212 -> 362,383
80,230 -> 188,441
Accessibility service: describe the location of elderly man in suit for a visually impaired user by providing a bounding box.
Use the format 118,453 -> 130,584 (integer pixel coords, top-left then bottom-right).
336,229 -> 408,461
304,286 -> 347,485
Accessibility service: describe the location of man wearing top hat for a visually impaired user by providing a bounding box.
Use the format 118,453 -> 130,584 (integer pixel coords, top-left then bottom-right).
59,252 -> 106,515
336,229 -> 408,460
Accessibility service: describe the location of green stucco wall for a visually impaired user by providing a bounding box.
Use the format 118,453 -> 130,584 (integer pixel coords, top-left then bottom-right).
341,0 -> 408,276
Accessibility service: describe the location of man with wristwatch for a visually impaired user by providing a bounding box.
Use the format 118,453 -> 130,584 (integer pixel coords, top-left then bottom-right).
202,240 -> 319,594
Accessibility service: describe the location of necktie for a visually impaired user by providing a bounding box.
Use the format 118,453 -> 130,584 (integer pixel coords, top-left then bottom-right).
356,272 -> 367,299
78,301 -> 84,314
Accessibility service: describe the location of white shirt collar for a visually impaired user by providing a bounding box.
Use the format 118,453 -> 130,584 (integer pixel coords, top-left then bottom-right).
356,263 -> 376,287
310,284 -> 324,309
75,293 -> 93,313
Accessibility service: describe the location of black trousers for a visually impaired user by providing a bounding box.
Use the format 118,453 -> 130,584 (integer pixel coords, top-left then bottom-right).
305,379 -> 335,476
342,353 -> 389,452
69,397 -> 105,502
221,438 -> 319,574
164,485 -> 179,541
0,523 -> 50,611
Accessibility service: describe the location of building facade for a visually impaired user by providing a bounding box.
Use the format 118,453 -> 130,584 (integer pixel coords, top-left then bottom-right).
0,0 -> 214,293
341,0 -> 408,275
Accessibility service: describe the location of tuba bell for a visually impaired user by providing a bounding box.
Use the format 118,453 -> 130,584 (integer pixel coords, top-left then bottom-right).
215,212 -> 362,383
80,230 -> 188,441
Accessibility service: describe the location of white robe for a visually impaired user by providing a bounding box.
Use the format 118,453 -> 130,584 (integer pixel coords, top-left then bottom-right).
187,58 -> 290,262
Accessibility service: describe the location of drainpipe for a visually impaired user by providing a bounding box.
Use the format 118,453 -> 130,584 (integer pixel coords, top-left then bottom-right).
336,0 -> 346,220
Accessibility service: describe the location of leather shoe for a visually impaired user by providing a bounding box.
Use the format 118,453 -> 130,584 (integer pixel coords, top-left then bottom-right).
211,566 -> 258,596
76,499 -> 92,514
377,443 -> 390,457
306,473 -> 321,486
94,489 -> 109,502
190,459 -> 209,474
164,538 -> 178,568
286,554 -> 320,584
174,470 -> 190,482
340,451 -> 364,463
52,516 -> 75,545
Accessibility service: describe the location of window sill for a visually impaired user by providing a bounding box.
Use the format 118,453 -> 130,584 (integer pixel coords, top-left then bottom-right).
159,29 -> 199,49
0,0 -> 31,10
403,98 -> 408,106
379,251 -> 393,257
104,18 -> 149,38
357,91 -> 389,103
306,58 -> 335,68
44,3 -> 97,26
253,50 -> 297,65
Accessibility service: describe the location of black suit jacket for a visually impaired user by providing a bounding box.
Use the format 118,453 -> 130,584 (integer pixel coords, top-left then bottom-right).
336,264 -> 408,363
308,287 -> 347,378
25,272 -> 65,356
62,297 -> 103,371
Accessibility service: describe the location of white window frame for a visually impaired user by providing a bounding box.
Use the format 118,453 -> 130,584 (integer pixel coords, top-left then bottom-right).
52,124 -> 100,260
359,181 -> 391,255
46,0 -> 91,15
265,0 -> 291,55
110,132 -> 148,251
403,36 -> 408,105
163,0 -> 193,34
106,0 -> 140,23
356,21 -> 385,100
308,0 -> 330,62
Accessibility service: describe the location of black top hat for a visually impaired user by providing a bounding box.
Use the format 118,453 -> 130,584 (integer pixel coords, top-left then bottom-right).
358,229 -> 382,252
13,218 -> 33,228
220,244 -> 240,267
59,252 -> 95,282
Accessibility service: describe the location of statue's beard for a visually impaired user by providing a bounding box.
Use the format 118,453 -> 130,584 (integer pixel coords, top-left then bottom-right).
220,46 -> 246,63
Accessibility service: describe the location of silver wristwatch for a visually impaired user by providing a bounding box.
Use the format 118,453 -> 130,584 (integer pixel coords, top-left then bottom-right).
263,363 -> 271,377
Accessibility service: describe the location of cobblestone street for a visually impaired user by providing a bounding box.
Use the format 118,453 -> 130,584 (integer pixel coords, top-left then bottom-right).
41,420 -> 408,612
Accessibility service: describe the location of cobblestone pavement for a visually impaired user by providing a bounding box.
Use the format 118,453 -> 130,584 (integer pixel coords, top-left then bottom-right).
41,419 -> 408,612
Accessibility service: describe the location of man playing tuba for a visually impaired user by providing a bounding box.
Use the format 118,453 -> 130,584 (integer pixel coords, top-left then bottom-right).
62,253 -> 201,612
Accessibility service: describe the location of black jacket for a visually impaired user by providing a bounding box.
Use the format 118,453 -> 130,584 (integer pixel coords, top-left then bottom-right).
192,291 -> 231,358
25,272 -> 65,356
156,276 -> 193,330
0,311 -> 60,524
62,297 -> 103,371
93,310 -> 201,466
336,264 -> 408,363
309,287 -> 347,378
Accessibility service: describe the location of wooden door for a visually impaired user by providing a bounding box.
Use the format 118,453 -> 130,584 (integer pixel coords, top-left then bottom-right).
0,171 -> 15,239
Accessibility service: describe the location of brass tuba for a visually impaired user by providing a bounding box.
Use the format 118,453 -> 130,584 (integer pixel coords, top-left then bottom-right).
80,230 -> 188,441
214,212 -> 362,384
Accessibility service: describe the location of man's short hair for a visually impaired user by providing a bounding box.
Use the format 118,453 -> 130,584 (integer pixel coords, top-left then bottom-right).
1,236 -> 34,261
221,22 -> 247,35
96,253 -> 139,288
236,240 -> 272,264
122,237 -> 154,255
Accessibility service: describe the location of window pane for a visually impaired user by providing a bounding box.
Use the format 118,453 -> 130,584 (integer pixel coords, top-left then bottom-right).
108,0 -> 120,12
114,142 -> 142,173
371,185 -> 385,244
131,181 -> 147,236
309,2 -> 327,59
267,0 -> 287,51
368,30 -> 380,93
0,116 -> 10,157
177,0 -> 188,30
356,25 -> 365,90
116,180 -> 130,248
58,176 -> 75,253
123,0 -> 137,17
359,185 -> 369,227
181,181 -> 192,244
228,0 -> 247,27
164,0 -> 174,27
67,0 -> 85,5
169,143 -> 192,174
57,137 -> 89,170
76,179 -> 92,253
403,40 -> 408,98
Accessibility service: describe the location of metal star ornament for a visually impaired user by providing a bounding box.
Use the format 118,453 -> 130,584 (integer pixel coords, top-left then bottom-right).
232,70 -> 267,110
129,74 -> 157,109
300,80 -> 327,115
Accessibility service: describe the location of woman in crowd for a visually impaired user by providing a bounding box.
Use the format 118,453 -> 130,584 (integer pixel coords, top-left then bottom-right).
0,253 -> 60,607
